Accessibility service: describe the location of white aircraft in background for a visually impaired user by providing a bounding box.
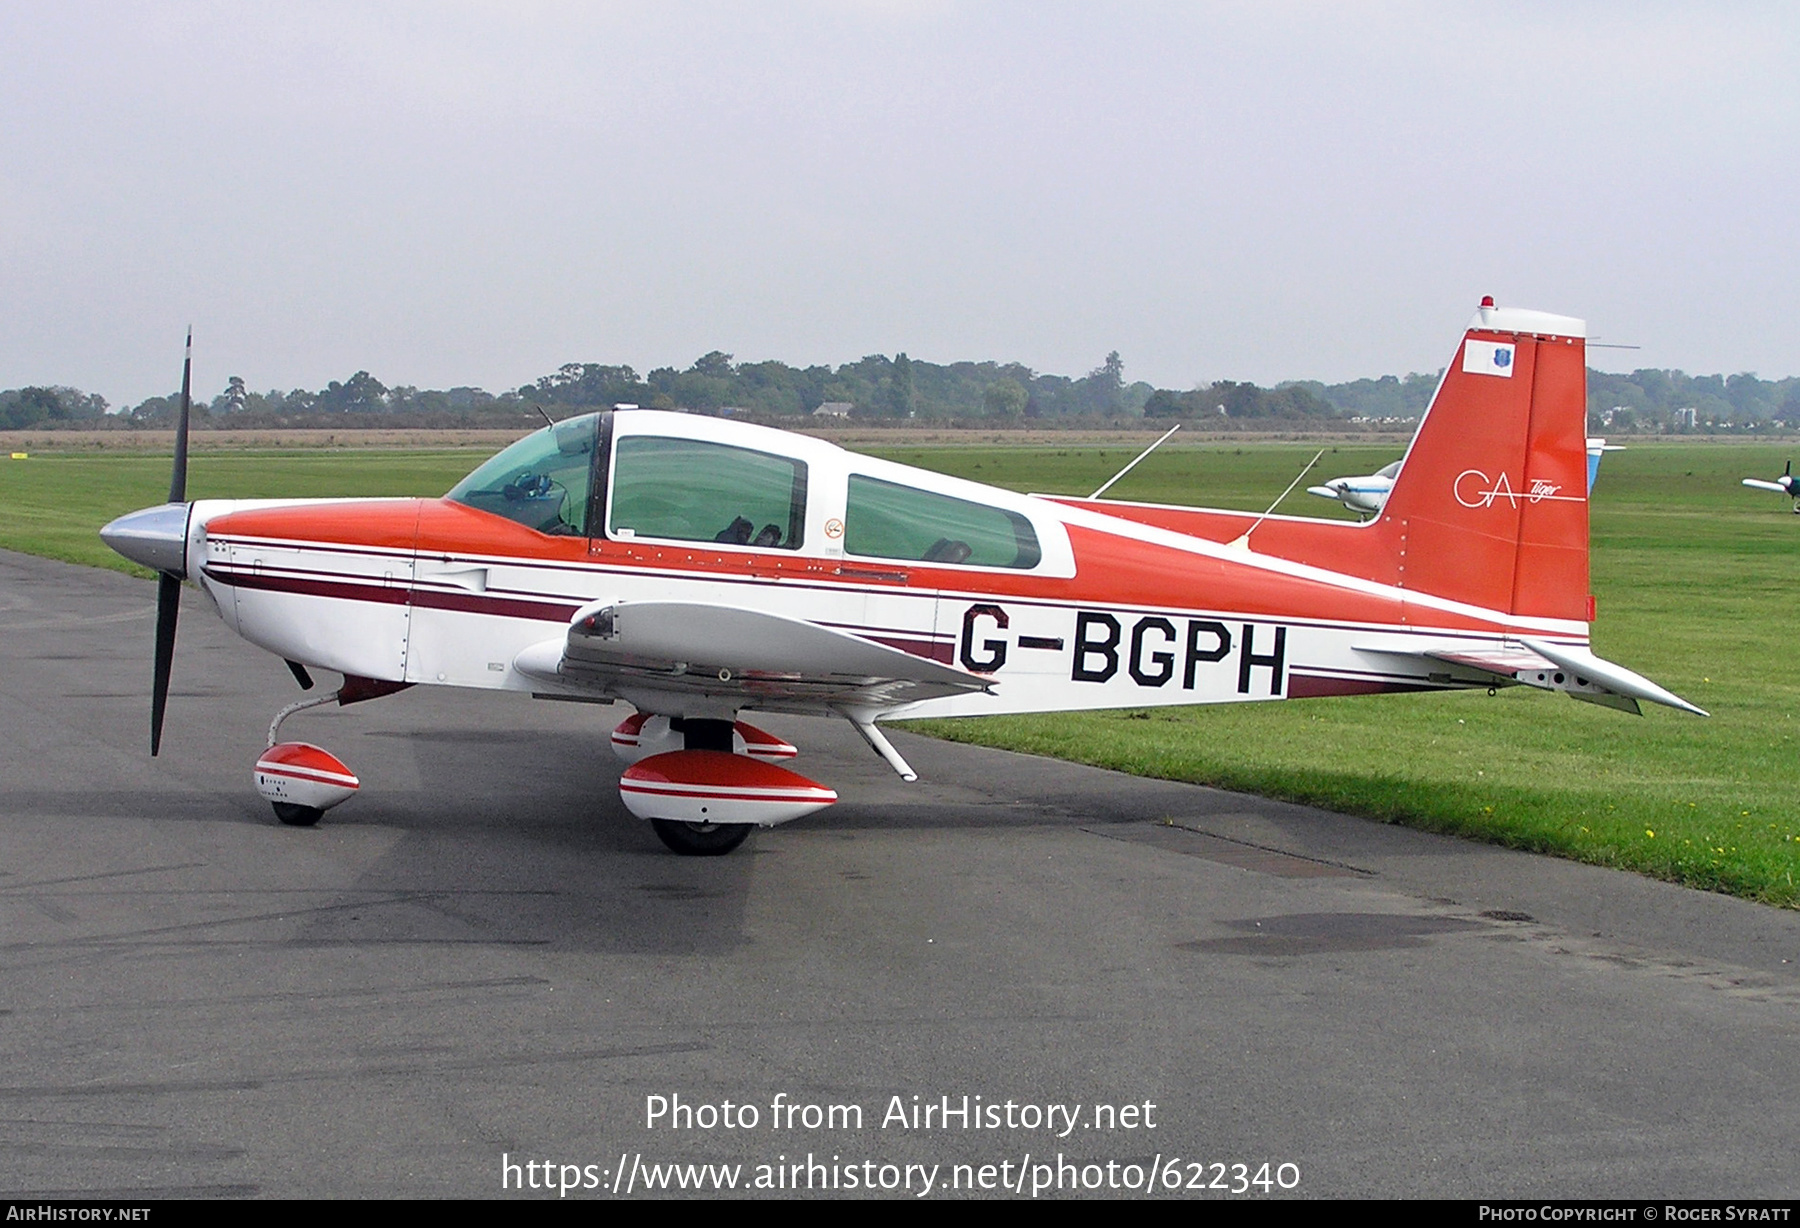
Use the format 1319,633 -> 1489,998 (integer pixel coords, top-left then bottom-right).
1741,462 -> 1798,512
1311,439 -> 1620,519
1306,459 -> 1402,518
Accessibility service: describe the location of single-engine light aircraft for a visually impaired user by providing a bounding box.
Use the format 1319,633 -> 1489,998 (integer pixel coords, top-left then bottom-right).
103,300 -> 1705,855
1742,461 -> 1799,512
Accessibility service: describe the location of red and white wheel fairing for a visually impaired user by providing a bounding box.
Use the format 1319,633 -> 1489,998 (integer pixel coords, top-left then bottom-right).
609,711 -> 663,761
610,713 -> 799,763
253,742 -> 359,813
732,720 -> 798,760
618,750 -> 836,826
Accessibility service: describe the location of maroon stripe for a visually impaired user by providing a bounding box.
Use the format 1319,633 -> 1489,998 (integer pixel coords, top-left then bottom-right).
1287,673 -> 1441,698
863,634 -> 956,664
409,587 -> 581,622
206,567 -> 578,623
209,568 -> 409,607
207,565 -> 958,660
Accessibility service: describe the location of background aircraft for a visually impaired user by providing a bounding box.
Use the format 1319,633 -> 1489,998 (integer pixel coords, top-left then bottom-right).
1741,461 -> 1798,511
102,301 -> 1704,855
1306,459 -> 1402,518
1310,438 -> 1620,519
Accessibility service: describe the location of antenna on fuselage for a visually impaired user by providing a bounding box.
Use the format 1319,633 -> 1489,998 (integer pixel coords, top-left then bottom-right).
1227,448 -> 1324,552
1089,423 -> 1181,500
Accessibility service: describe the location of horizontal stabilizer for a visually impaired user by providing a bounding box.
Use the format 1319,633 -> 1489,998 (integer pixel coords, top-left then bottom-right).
1351,637 -> 1705,717
1520,638 -> 1707,717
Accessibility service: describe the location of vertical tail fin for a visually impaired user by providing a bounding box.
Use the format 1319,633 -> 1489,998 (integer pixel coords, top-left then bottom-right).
1380,299 -> 1590,621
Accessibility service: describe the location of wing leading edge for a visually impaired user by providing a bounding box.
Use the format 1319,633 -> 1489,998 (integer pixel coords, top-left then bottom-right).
513,599 -> 991,714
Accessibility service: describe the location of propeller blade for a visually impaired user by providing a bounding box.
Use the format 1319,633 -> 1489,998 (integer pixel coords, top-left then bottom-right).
169,328 -> 191,503
151,571 -> 180,756
1743,479 -> 1789,492
149,329 -> 194,755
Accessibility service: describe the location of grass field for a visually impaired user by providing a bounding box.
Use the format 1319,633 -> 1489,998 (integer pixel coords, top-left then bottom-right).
3,435 -> 1796,906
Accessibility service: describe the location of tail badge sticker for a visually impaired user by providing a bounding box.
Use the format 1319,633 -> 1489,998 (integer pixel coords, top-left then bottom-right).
1463,340 -> 1516,377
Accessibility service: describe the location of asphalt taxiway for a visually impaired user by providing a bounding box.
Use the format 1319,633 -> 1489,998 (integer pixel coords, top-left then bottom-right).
1,548 -> 1796,1198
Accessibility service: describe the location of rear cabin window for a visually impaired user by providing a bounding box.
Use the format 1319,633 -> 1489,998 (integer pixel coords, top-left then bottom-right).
845,475 -> 1042,569
609,436 -> 807,549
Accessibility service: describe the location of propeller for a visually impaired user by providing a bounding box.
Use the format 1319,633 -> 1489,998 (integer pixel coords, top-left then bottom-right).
149,330 -> 193,756
1741,460 -> 1796,496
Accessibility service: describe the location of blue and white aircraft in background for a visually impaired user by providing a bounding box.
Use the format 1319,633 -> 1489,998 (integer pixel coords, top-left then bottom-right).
1311,439 -> 1619,519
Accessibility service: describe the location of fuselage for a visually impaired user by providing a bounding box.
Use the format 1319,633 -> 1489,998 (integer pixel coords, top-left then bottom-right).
178,408 -> 1585,724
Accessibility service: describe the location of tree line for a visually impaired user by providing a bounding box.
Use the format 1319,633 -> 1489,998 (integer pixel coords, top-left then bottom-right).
6,350 -> 1798,432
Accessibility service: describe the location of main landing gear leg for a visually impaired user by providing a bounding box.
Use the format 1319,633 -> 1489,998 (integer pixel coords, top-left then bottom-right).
671,717 -> 735,751
645,717 -> 754,855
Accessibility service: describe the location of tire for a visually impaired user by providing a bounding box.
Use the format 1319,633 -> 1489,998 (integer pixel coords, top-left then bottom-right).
650,818 -> 752,856
273,802 -> 323,827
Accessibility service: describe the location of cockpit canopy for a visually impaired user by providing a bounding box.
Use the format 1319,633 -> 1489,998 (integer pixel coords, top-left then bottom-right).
446,409 -> 1057,572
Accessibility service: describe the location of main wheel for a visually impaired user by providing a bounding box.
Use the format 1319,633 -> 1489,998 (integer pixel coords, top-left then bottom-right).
272,802 -> 323,827
650,818 -> 752,856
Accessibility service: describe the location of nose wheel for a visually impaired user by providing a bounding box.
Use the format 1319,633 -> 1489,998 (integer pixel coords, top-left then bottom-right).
272,802 -> 325,827
256,694 -> 358,826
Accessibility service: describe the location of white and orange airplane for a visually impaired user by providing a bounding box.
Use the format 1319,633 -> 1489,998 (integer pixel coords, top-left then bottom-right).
102,298 -> 1705,855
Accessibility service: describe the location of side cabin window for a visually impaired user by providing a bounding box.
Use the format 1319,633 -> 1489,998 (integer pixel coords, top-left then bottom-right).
609,436 -> 808,550
845,474 -> 1042,569
445,413 -> 601,536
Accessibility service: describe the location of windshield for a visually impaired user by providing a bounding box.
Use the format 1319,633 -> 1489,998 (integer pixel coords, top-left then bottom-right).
446,413 -> 602,535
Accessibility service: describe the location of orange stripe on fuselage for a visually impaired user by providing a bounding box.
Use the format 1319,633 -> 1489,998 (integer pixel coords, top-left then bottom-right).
209,496 -> 1519,638
209,499 -> 429,553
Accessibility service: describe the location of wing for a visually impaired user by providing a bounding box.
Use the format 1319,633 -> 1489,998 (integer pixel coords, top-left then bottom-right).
513,599 -> 991,713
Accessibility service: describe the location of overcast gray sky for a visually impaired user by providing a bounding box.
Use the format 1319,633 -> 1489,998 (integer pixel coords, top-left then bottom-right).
3,2 -> 1795,407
